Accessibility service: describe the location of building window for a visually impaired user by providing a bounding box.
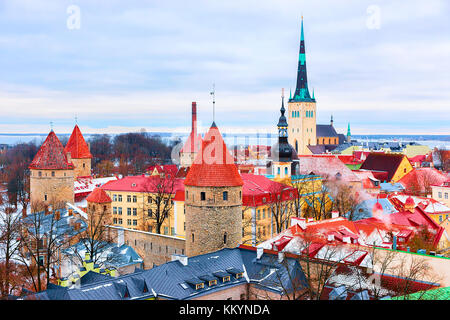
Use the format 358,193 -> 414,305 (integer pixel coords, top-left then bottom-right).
164,227 -> 168,235
44,194 -> 47,201
285,167 -> 288,175
118,195 -> 122,202
224,232 -> 227,244
192,233 -> 195,243
438,192 -> 442,198
127,219 -> 131,226
113,194 -> 117,201
51,171 -> 55,177
445,193 -> 448,199
133,208 -> 137,216
223,276 -> 231,282
257,210 -> 260,220
133,219 -> 137,226
148,196 -> 152,203
118,207 -> 122,215
127,195 -> 131,202
127,208 -> 131,216
186,191 -> 188,200
262,209 -> 266,219
184,222 -> 186,231
201,192 -> 206,201
133,196 -> 137,202
83,163 -> 85,168
113,218 -> 117,224
148,209 -> 153,217
38,171 -> 42,177
118,218 -> 123,224
171,227 -> 175,235
223,191 -> 228,201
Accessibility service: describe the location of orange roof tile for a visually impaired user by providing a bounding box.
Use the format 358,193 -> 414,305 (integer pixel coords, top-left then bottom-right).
184,123 -> 243,187
64,125 -> 92,159
29,131 -> 75,170
86,187 -> 112,203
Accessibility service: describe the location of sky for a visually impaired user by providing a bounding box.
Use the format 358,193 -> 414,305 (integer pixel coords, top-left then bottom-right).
0,0 -> 449,136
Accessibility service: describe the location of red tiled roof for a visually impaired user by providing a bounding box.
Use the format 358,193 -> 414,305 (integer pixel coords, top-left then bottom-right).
29,131 -> 75,170
398,168 -> 447,194
64,125 -> 92,159
184,123 -> 243,187
360,153 -> 409,182
147,164 -> 178,177
86,187 -> 112,203
241,173 -> 297,207
101,175 -> 185,194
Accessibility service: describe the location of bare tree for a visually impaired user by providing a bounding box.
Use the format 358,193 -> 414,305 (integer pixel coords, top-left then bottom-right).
0,202 -> 22,297
267,183 -> 295,235
16,199 -> 71,292
73,203 -> 116,267
143,174 -> 177,234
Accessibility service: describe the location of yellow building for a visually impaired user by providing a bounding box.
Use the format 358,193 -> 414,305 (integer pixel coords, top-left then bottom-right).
101,175 -> 185,236
432,182 -> 450,207
360,153 -> 413,183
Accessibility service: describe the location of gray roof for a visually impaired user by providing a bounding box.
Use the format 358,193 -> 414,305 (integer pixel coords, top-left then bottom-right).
316,124 -> 338,138
26,247 -> 308,300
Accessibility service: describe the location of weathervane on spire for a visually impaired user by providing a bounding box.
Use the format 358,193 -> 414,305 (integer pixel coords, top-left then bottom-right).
50,121 -> 54,131
210,83 -> 216,123
75,115 -> 78,125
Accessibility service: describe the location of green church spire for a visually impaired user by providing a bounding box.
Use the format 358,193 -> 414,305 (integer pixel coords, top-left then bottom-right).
347,123 -> 351,137
290,16 -> 315,103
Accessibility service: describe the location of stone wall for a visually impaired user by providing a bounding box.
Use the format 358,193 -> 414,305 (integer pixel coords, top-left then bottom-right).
107,226 -> 186,269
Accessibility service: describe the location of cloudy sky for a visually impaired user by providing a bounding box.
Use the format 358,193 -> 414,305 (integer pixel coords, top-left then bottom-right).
0,0 -> 449,136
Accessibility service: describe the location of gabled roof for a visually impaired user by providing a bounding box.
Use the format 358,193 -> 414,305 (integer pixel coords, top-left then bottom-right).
64,125 -> 92,159
29,131 -> 75,170
360,153 -> 409,182
184,123 -> 243,187
86,187 -> 112,203
316,124 -> 338,138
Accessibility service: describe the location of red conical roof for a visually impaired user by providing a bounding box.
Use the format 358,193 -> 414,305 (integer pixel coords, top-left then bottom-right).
184,123 -> 243,187
64,125 -> 92,159
29,131 -> 75,170
86,187 -> 112,203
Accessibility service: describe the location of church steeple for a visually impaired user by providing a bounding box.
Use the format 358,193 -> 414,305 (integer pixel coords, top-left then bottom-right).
290,17 -> 315,103
277,89 -> 288,137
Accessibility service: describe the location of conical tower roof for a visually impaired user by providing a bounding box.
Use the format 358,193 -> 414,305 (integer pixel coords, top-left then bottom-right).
29,131 -> 75,170
64,125 -> 92,159
86,187 -> 112,203
184,123 -> 243,187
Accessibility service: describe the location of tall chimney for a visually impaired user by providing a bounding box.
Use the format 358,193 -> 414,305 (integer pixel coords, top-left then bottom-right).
191,102 -> 197,137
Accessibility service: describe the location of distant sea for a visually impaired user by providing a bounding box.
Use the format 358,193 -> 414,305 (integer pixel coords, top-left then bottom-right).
0,133 -> 449,150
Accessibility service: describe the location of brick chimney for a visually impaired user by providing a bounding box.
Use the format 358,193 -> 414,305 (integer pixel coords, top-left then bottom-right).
192,102 -> 197,137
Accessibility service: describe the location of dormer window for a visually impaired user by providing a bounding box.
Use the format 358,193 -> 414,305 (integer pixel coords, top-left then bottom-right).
235,273 -> 244,279
223,276 -> 230,282
209,280 -> 217,286
195,283 -> 204,290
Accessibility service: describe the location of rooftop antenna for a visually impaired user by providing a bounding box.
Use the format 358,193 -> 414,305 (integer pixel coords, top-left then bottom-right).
210,83 -> 216,123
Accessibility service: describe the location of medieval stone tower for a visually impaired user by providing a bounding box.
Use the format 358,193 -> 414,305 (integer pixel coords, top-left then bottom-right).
29,130 -> 75,209
64,124 -> 93,178
184,122 -> 243,257
288,17 -> 317,155
86,187 -> 112,231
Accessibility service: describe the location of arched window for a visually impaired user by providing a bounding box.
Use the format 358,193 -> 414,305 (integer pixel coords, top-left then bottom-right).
192,233 -> 195,243
285,167 -> 288,175
277,167 -> 281,175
